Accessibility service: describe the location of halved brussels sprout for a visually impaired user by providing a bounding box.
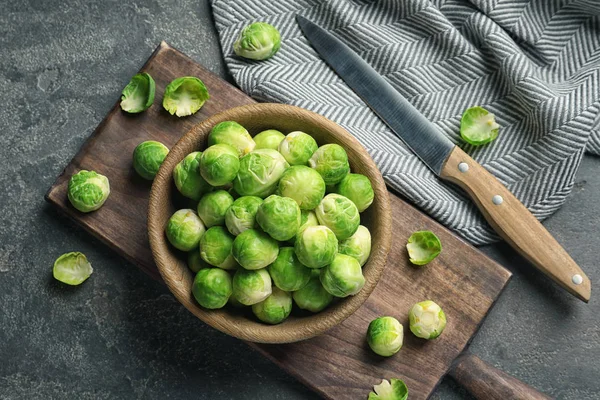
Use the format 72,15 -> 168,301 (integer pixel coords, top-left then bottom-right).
232,268 -> 272,305
208,121 -> 255,157
315,194 -> 360,240
200,226 -> 236,270
319,253 -> 365,297
133,141 -> 169,180
67,170 -> 110,213
268,247 -> 311,291
294,225 -> 338,269
278,166 -> 325,210
308,144 -> 350,185
336,173 -> 374,212
233,149 -> 289,198
409,300 -> 447,339
199,144 -> 240,187
253,129 -> 285,150
278,131 -> 318,165
292,275 -> 333,312
232,229 -> 279,270
368,379 -> 408,400
192,268 -> 232,309
173,151 -> 212,201
367,316 -> 404,357
338,225 -> 371,267
162,76 -> 209,117
252,287 -> 292,324
197,190 -> 234,228
225,196 -> 263,236
188,250 -> 210,273
53,252 -> 93,285
460,106 -> 499,146
406,231 -> 441,266
256,195 -> 301,241
233,22 -> 281,60
120,72 -> 155,113
165,209 -> 206,251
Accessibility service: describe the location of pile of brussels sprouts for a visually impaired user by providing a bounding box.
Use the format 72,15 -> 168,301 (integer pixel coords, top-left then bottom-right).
163,121 -> 375,324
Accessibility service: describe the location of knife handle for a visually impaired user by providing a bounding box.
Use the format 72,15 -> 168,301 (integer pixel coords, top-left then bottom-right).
440,146 -> 591,302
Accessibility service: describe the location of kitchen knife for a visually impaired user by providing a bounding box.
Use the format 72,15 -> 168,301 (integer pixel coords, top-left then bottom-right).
297,15 -> 591,302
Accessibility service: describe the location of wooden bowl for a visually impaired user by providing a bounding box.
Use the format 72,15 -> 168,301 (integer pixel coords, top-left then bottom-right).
148,104 -> 391,343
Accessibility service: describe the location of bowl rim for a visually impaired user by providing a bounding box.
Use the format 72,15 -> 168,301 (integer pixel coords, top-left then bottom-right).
148,103 -> 392,343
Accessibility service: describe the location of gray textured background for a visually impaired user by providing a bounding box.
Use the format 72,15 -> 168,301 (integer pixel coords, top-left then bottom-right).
0,1 -> 598,399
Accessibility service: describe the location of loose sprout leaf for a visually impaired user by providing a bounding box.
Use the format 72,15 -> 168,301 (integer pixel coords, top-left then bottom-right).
460,106 -> 499,146
53,252 -> 93,285
162,76 -> 210,117
406,230 -> 441,266
120,73 -> 155,113
368,379 -> 408,400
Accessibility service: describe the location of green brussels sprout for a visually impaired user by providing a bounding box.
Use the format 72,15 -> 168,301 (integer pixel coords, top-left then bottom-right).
192,268 -> 232,309
197,190 -> 234,228
67,170 -> 110,213
120,72 -> 155,113
367,316 -> 404,357
199,144 -> 240,186
173,151 -> 212,201
256,195 -> 301,241
188,250 -> 210,273
233,22 -> 281,60
368,379 -> 408,400
165,209 -> 206,251
339,225 -> 371,267
460,106 -> 499,146
278,131 -> 318,165
253,129 -> 285,150
53,252 -> 93,285
292,275 -> 333,312
208,121 -> 256,157
336,173 -> 374,212
308,144 -> 350,185
162,76 -> 210,117
278,166 -> 325,210
232,229 -> 279,270
232,268 -> 272,305
315,194 -> 360,240
319,254 -> 365,297
409,300 -> 447,339
406,231 -> 441,266
233,149 -> 289,198
252,287 -> 293,324
132,140 -> 169,180
199,226 -> 237,270
294,225 -> 338,269
268,247 -> 311,291
225,196 -> 263,236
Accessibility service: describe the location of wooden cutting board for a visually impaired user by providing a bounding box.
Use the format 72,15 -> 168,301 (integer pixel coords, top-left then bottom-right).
45,42 -> 511,400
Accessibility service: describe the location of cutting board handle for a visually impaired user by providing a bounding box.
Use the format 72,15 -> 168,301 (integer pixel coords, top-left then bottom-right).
448,354 -> 552,400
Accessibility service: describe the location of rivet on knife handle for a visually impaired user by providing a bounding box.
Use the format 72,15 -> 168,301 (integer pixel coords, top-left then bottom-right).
441,146 -> 591,302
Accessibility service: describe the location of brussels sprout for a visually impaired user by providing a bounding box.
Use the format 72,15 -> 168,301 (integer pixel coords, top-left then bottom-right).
199,226 -> 236,270
406,231 -> 441,266
336,173 -> 374,212
232,268 -> 272,305
53,252 -> 93,285
253,129 -> 285,150
165,209 -> 206,251
368,379 -> 408,400
120,72 -> 155,113
292,275 -> 333,312
208,121 -> 256,157
233,149 -> 289,198
308,144 -> 350,185
192,268 -> 232,309
278,131 -> 318,165
67,170 -> 110,213
409,300 -> 447,339
225,196 -> 263,236
188,250 -> 210,273
197,190 -> 234,228
252,287 -> 293,324
319,254 -> 365,297
339,225 -> 371,267
132,140 -> 169,180
173,151 -> 212,201
256,195 -> 301,241
294,225 -> 338,269
199,144 -> 240,187
268,247 -> 311,291
232,229 -> 279,270
367,316 -> 404,357
460,106 -> 499,146
233,22 -> 281,61
315,194 -> 360,240
162,76 -> 209,117
278,166 -> 326,210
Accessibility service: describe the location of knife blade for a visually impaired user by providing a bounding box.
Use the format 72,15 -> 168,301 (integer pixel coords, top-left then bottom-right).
297,15 -> 591,302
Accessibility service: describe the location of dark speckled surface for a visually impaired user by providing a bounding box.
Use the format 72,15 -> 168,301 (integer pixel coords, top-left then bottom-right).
0,1 -> 598,399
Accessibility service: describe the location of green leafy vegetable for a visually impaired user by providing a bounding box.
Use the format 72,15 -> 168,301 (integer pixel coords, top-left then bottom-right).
367,316 -> 403,357
233,22 -> 281,60
53,252 -> 93,285
406,231 -> 441,266
67,170 -> 110,213
368,379 -> 408,400
163,76 -> 209,117
460,106 -> 499,146
120,72 -> 155,113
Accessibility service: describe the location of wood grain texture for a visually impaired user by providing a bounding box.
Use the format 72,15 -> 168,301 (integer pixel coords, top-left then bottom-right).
440,146 -> 591,302
45,42 -> 512,399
